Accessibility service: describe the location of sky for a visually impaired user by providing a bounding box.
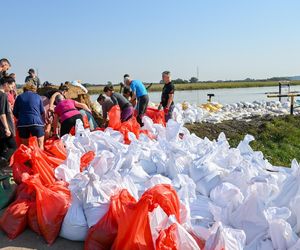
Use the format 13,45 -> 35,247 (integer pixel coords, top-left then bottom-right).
1,0 -> 300,84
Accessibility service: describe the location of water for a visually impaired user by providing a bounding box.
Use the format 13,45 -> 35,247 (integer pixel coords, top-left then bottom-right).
90,85 -> 300,105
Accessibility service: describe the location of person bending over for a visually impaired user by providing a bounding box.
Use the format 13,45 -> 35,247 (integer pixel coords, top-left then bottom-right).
97,94 -> 114,127
123,74 -> 149,126
54,95 -> 91,137
103,85 -> 134,122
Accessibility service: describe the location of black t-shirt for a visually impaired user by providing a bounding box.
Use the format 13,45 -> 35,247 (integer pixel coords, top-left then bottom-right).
0,91 -> 15,138
161,82 -> 175,107
111,92 -> 132,110
44,90 -> 60,99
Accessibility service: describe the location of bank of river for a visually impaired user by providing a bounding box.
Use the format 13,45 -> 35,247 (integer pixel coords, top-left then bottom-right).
91,85 -> 300,104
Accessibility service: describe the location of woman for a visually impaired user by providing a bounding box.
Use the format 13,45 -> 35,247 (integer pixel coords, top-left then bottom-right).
13,82 -> 45,149
54,94 -> 91,137
103,85 -> 134,122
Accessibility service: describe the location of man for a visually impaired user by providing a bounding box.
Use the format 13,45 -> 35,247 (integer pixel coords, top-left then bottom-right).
0,58 -> 11,80
97,94 -> 114,127
0,77 -> 17,163
123,74 -> 149,126
159,71 -> 175,122
25,68 -> 41,88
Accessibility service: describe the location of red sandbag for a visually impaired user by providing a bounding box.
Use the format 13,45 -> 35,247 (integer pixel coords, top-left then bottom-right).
23,174 -> 70,245
12,162 -> 33,184
108,105 -> 121,130
83,114 -> 90,129
16,182 -> 35,201
27,201 -> 41,235
156,223 -> 178,250
10,144 -> 32,166
80,151 -> 95,172
28,137 -> 56,185
44,138 -> 67,160
84,189 -> 136,250
119,116 -> 140,144
112,184 -> 180,250
0,199 -> 30,239
146,107 -> 166,126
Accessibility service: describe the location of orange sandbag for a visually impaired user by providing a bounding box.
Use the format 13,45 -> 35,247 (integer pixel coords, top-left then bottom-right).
84,189 -> 137,250
23,174 -> 70,245
156,223 -> 178,250
28,137 -> 56,185
0,199 -> 30,239
119,116 -> 140,144
108,105 -> 121,130
44,138 -> 67,160
12,162 -> 33,184
146,107 -> 166,126
10,144 -> 32,166
80,151 -> 95,172
82,114 -> 90,129
112,184 -> 181,250
27,201 -> 41,235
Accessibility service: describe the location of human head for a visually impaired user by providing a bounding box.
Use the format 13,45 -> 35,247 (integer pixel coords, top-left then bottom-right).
28,68 -> 36,76
123,74 -> 131,86
162,70 -> 171,84
23,82 -> 37,92
103,85 -> 114,97
9,73 -> 16,79
123,86 -> 132,99
0,77 -> 15,92
59,84 -> 69,96
0,58 -> 11,72
97,94 -> 106,105
54,94 -> 65,105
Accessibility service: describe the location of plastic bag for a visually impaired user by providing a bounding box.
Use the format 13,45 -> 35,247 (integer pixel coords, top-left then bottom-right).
44,138 -> 67,160
80,151 -> 95,172
146,107 -> 166,126
0,199 -> 30,239
112,184 -> 181,249
23,174 -> 70,245
60,194 -> 88,241
85,189 -> 136,250
27,201 -> 41,235
108,105 -> 121,130
12,162 -> 33,184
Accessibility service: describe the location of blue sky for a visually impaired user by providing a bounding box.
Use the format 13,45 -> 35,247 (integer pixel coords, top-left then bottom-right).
2,0 -> 300,84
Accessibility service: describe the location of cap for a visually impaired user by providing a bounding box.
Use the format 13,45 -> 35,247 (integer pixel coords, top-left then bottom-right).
28,68 -> 35,74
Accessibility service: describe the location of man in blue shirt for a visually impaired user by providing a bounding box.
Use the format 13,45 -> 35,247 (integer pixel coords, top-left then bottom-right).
124,74 -> 149,126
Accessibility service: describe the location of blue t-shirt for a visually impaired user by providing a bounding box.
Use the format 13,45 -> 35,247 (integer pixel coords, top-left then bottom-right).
130,80 -> 147,98
13,91 -> 45,127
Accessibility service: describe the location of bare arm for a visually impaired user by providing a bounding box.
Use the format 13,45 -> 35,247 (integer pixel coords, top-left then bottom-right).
49,92 -> 61,111
0,114 -> 11,137
166,93 -> 174,108
130,92 -> 137,106
74,101 -> 91,113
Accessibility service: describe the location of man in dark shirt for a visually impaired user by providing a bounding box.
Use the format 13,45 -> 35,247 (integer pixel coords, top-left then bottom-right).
25,68 -> 41,88
159,71 -> 175,122
0,77 -> 17,162
0,58 -> 11,80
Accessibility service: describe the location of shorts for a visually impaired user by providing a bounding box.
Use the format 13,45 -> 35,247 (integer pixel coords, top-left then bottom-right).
18,126 -> 45,139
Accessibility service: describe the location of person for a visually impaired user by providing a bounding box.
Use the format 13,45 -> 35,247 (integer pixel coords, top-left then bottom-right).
6,77 -> 17,110
97,94 -> 114,127
13,82 -> 45,149
0,77 -> 17,163
25,68 -> 41,88
158,71 -> 175,122
43,84 -> 69,138
103,85 -> 134,122
54,95 -> 91,137
123,74 -> 149,126
123,86 -> 133,100
0,58 -> 11,80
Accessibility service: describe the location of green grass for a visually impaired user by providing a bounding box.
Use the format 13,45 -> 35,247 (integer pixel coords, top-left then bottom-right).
86,80 -> 300,94
186,115 -> 300,167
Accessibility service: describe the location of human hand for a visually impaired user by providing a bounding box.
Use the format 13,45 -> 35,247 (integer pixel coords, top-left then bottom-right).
5,128 -> 11,137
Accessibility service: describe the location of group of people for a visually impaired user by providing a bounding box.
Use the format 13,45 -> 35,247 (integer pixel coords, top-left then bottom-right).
97,71 -> 175,127
0,57 -> 175,165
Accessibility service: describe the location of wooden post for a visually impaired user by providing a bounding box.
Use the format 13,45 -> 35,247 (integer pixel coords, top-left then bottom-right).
291,95 -> 294,115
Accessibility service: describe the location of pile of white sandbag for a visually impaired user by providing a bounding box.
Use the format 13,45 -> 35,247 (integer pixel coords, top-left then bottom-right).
172,100 -> 299,124
56,119 -> 300,249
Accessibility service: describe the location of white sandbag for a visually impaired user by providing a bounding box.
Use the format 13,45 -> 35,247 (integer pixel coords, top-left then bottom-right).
290,195 -> 300,233
60,195 -> 88,241
149,206 -> 200,250
196,172 -> 221,197
204,222 -> 246,250
172,174 -> 196,202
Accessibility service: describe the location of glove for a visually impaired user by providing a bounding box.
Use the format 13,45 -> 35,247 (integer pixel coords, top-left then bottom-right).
164,107 -> 169,114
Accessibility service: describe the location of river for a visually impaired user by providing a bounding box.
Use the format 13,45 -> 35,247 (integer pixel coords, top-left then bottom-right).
90,85 -> 300,105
